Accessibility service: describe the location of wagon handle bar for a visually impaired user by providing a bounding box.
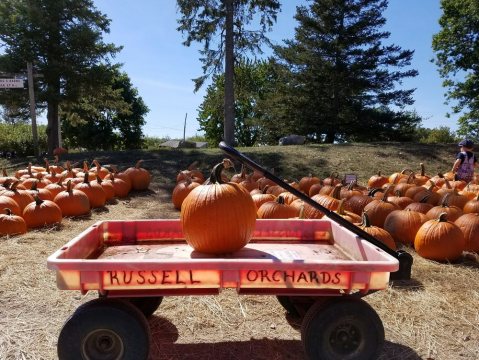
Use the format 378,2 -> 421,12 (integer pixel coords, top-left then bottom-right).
219,142 -> 413,280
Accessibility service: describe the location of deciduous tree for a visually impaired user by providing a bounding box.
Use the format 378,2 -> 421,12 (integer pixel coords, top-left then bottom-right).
432,0 -> 479,139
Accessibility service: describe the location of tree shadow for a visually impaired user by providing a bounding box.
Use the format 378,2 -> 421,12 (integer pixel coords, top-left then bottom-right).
147,314 -> 421,360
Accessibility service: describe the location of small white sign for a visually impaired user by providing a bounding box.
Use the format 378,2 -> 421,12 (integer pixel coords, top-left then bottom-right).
0,78 -> 25,88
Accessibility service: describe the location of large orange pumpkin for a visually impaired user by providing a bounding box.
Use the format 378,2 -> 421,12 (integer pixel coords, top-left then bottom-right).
54,180 -> 91,217
180,159 -> 257,254
0,208 -> 27,236
454,213 -> 479,253
124,160 -> 151,191
74,173 -> 107,208
257,196 -> 298,219
0,195 -> 22,216
172,176 -> 201,210
23,196 -> 62,228
414,213 -> 465,262
355,212 -> 397,250
384,209 -> 428,245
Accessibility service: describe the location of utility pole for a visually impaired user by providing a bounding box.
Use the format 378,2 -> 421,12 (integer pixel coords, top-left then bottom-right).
183,113 -> 187,142
27,61 -> 39,157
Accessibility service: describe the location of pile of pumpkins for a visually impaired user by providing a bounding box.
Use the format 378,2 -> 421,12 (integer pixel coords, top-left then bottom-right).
173,161 -> 479,262
0,157 -> 151,236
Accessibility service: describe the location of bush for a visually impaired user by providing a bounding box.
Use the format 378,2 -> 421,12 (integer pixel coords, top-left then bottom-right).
0,123 -> 48,156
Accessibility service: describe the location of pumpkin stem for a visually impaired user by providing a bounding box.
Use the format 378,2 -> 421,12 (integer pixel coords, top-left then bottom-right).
207,159 -> 233,184
135,160 -> 144,169
66,180 -> 73,192
277,196 -> 285,205
420,163 -> 426,176
368,187 -> 384,197
33,194 -> 43,206
4,208 -> 12,215
2,168 -> 7,177
441,193 -> 451,207
360,211 -> 372,227
31,180 -> 39,191
381,185 -> 394,201
438,212 -> 448,222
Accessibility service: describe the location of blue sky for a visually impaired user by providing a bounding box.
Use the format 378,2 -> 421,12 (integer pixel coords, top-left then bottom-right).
93,0 -> 455,139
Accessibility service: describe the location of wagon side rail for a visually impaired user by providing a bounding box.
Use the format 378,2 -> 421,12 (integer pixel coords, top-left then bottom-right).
219,141 -> 413,280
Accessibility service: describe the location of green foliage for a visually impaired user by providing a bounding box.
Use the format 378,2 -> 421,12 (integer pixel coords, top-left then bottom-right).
0,123 -> 47,156
432,0 -> 479,137
270,0 -> 419,143
198,60 -> 278,146
0,0 -> 122,152
417,126 -> 458,144
177,0 -> 281,145
61,68 -> 149,151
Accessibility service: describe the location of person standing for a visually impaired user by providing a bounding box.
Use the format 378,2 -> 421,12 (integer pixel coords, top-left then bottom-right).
451,139 -> 478,183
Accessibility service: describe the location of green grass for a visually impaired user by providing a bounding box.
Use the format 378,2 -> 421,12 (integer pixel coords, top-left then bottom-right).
1,141 -> 458,188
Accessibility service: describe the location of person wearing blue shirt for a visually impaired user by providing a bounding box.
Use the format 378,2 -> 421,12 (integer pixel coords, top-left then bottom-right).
451,139 -> 478,183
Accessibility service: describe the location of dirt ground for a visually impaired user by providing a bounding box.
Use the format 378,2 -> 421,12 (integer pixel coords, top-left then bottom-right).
0,144 -> 478,360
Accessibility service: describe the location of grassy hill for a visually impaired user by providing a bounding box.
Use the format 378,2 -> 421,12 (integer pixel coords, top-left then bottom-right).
1,141 -> 458,188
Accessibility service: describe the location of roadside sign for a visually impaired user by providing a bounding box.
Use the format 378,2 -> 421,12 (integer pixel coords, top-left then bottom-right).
0,78 -> 25,88
343,173 -> 358,184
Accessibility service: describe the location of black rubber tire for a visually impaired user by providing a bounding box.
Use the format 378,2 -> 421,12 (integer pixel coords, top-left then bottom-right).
301,297 -> 384,360
127,296 -> 163,317
57,298 -> 151,360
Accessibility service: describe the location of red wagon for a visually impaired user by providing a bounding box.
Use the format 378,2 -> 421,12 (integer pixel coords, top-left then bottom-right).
48,142 -> 413,360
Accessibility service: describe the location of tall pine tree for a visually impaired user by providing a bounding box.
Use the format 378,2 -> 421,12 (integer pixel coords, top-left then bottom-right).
0,0 -> 121,153
271,0 -> 419,143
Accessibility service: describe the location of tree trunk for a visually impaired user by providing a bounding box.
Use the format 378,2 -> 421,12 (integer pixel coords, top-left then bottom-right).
46,101 -> 59,154
223,0 -> 235,146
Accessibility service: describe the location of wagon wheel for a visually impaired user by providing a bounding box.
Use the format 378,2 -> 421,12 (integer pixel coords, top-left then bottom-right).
276,296 -> 322,318
58,298 -> 151,360
301,297 -> 384,360
126,296 -> 163,317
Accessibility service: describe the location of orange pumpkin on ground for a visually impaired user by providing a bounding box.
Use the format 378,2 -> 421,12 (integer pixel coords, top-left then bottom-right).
0,208 -> 27,236
355,212 -> 396,250
74,173 -> 106,208
384,209 -> 428,246
181,159 -> 257,254
0,195 -> 22,216
124,160 -> 151,191
257,196 -> 299,219
172,176 -> 201,210
454,213 -> 479,253
54,180 -> 90,217
23,196 -> 62,228
414,213 -> 465,262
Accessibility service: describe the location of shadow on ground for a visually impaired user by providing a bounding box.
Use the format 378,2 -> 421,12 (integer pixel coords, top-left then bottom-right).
147,315 -> 421,360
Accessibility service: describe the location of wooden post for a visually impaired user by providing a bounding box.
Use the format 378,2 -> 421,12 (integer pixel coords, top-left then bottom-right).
27,62 -> 39,157
183,113 -> 187,142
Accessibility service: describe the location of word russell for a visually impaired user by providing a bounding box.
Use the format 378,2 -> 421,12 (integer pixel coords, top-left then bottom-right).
104,269 -> 344,287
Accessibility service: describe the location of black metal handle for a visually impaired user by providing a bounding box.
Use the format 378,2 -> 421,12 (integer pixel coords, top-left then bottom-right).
219,141 -> 413,274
